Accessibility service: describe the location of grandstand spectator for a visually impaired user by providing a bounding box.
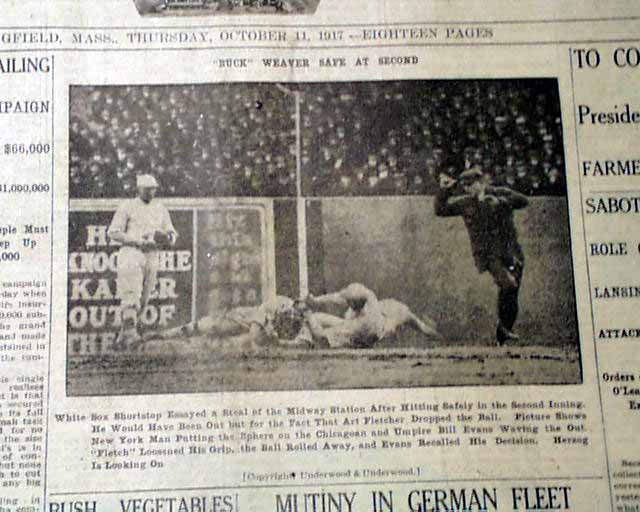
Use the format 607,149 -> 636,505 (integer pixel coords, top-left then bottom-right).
69,79 -> 566,199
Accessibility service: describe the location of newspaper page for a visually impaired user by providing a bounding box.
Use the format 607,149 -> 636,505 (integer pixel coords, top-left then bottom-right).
0,0 -> 639,510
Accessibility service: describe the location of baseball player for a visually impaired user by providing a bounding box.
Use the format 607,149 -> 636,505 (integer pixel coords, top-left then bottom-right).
434,166 -> 529,345
301,283 -> 440,349
140,284 -> 439,351
108,174 -> 177,349
140,295 -> 300,350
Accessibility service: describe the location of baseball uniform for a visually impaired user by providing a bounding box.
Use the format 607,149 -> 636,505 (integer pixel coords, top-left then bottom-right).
108,196 -> 177,336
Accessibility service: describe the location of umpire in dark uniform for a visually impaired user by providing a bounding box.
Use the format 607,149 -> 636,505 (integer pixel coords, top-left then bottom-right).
435,165 -> 529,345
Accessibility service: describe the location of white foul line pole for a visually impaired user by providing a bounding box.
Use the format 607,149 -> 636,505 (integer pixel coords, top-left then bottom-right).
294,90 -> 309,298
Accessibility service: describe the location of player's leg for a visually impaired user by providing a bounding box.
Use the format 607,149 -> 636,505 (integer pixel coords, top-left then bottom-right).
406,311 -> 440,338
310,312 -> 344,328
379,299 -> 439,340
140,251 -> 159,312
212,322 -> 276,352
142,314 -> 247,342
127,252 -> 161,349
115,248 -> 145,349
488,257 -> 523,345
143,320 -> 199,341
203,315 -> 249,338
501,257 -> 524,330
277,337 -> 313,348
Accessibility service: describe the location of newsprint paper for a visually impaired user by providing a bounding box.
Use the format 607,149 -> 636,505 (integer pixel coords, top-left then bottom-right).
2,0 -> 640,511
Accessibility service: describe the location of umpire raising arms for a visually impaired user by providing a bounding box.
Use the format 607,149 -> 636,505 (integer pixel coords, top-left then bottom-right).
108,174 -> 177,349
435,166 -> 529,345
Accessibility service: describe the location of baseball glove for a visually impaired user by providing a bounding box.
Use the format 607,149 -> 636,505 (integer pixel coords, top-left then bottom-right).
153,230 -> 173,249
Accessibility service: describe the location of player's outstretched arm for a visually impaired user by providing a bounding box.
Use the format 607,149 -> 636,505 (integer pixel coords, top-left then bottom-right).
434,188 -> 473,217
308,283 -> 377,315
490,186 -> 530,209
307,292 -> 348,310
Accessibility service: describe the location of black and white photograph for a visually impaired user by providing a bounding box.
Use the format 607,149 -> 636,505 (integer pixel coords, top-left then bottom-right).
67,79 -> 581,396
133,0 -> 321,15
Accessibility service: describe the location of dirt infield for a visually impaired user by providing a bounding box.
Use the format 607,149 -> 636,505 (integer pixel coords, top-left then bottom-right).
67,338 -> 582,396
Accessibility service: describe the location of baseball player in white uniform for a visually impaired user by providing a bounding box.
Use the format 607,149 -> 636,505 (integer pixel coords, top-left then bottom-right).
138,284 -> 440,352
302,283 -> 440,348
142,295 -> 297,348
108,174 -> 177,349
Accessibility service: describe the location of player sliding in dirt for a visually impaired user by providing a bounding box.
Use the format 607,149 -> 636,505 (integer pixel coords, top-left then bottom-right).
138,295 -> 298,350
139,283 -> 439,351
301,283 -> 440,349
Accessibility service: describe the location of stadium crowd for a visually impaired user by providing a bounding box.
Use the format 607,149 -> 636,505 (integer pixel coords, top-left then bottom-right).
69,80 -> 566,198
300,80 -> 565,196
70,84 -> 297,198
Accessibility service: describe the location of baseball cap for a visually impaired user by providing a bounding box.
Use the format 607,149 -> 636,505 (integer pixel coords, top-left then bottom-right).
136,174 -> 159,188
459,167 -> 484,184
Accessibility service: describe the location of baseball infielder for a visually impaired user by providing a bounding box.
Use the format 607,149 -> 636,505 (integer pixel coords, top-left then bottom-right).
140,283 -> 439,350
302,283 -> 439,348
142,295 -> 297,349
108,174 -> 177,349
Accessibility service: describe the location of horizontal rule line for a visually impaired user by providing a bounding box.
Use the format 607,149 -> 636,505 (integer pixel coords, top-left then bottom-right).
588,190 -> 640,195
49,475 -> 605,496
0,38 -> 639,53
0,15 -> 639,30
